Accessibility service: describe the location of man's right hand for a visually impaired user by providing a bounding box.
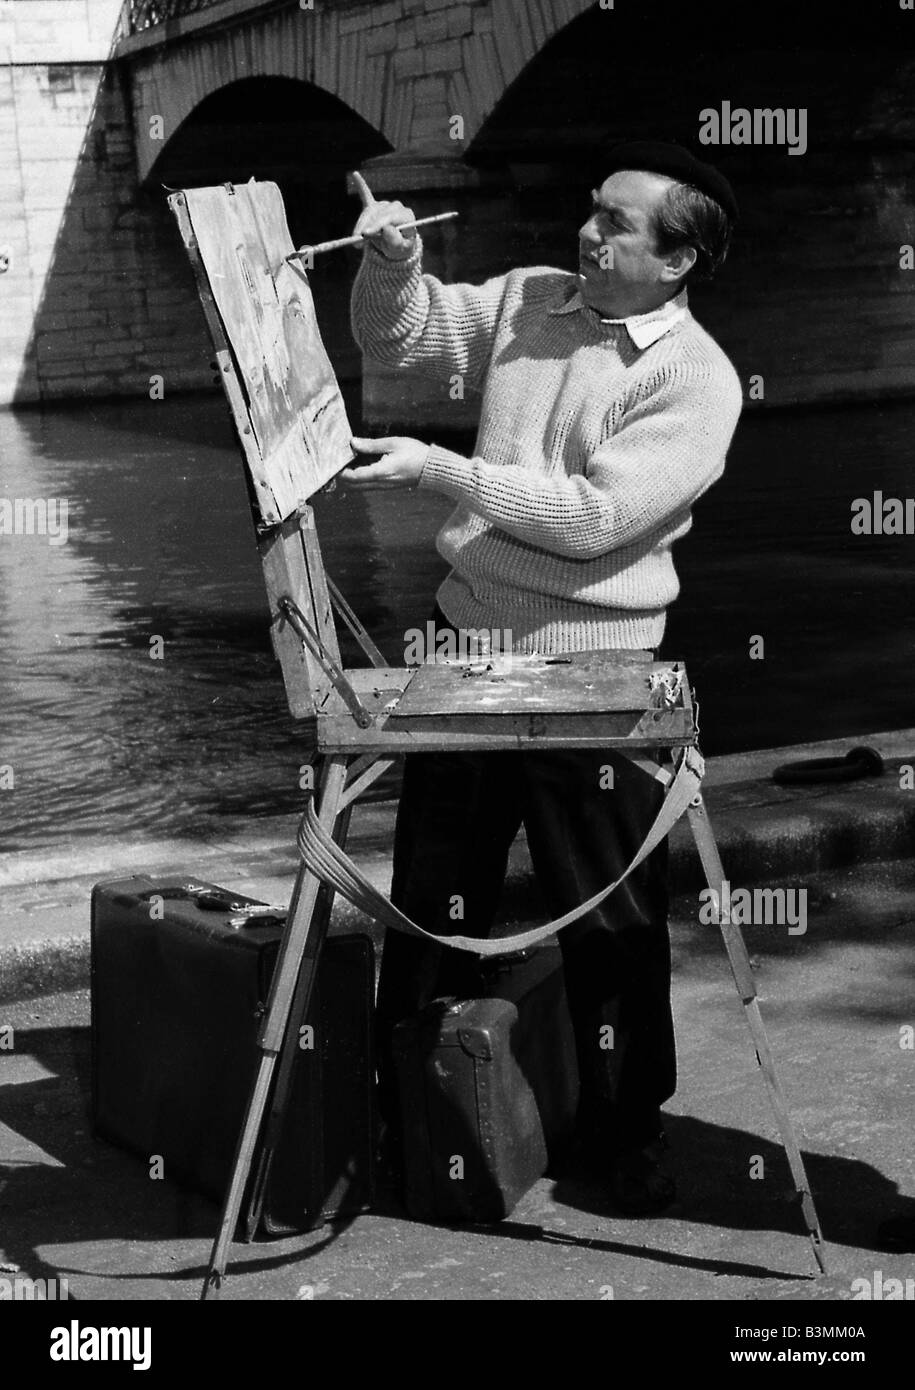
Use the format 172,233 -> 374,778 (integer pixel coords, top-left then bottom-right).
351,170 -> 416,261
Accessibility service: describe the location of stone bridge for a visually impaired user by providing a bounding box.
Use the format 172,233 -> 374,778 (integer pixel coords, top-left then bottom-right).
2,0 -> 914,413
121,0 -> 595,182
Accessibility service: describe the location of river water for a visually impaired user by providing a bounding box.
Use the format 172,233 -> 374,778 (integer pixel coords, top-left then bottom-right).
1,393 -> 913,853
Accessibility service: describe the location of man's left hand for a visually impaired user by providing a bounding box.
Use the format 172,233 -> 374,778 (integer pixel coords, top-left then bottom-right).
344,436 -> 431,489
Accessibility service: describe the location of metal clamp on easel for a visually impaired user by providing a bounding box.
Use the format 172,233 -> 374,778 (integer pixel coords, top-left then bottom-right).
278,596 -> 375,730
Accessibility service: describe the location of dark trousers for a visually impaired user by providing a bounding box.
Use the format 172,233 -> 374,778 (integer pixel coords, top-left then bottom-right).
376,622 -> 677,1155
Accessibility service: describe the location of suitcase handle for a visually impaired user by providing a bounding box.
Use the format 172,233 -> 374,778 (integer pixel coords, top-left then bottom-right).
138,885 -> 288,928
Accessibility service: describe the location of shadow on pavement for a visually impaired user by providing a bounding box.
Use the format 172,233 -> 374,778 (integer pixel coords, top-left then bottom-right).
3,1023 -> 913,1294
0,1024 -> 359,1294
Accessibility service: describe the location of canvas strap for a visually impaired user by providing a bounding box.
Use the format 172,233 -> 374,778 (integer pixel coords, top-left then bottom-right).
296,745 -> 705,958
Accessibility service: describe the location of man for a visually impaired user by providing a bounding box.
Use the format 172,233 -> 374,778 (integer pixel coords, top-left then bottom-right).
345,142 -> 743,1213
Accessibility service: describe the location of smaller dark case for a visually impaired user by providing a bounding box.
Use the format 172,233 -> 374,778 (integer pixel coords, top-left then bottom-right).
393,945 -> 580,1223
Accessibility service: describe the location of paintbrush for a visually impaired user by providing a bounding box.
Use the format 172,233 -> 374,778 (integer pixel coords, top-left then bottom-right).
286,210 -> 458,264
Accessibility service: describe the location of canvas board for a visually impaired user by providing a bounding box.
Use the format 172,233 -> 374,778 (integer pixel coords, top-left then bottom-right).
170,180 -> 353,522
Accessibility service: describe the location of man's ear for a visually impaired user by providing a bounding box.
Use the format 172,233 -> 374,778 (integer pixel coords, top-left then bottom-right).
660,244 -> 697,283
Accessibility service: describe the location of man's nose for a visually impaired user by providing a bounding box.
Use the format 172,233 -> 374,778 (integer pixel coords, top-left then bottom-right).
579,217 -> 600,245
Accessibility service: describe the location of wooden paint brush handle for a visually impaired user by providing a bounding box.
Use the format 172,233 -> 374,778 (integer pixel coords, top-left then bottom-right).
287,211 -> 458,263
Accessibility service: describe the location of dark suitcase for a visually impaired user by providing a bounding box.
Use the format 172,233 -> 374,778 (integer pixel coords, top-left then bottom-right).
91,874 -> 375,1234
392,945 -> 580,1223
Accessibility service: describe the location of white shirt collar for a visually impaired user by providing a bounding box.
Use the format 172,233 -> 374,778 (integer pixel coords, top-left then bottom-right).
550,285 -> 689,349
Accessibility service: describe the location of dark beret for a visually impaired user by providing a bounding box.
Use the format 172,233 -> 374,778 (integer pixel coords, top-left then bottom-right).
600,140 -> 739,222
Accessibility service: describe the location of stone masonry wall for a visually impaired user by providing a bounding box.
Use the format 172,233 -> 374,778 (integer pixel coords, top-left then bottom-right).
1,1 -> 211,405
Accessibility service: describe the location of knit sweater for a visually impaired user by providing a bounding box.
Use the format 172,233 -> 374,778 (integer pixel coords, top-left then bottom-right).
350,238 -> 743,654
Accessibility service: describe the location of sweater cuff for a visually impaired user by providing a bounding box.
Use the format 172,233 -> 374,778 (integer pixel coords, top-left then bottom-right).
419,443 -> 476,499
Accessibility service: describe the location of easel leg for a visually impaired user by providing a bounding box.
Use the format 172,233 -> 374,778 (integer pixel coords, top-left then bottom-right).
201,754 -> 349,1300
243,798 -> 355,1239
686,792 -> 828,1274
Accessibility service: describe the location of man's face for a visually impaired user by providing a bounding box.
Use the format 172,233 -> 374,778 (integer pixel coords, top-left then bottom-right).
577,169 -> 685,318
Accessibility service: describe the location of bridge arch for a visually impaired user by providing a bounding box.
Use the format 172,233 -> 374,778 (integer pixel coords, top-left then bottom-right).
129,6 -> 391,182
127,0 -> 599,182
144,75 -> 390,385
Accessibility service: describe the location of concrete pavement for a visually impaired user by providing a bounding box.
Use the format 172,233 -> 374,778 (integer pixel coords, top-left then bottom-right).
2,725 -> 914,1003
1,855 -> 914,1301
1,726 -> 914,1299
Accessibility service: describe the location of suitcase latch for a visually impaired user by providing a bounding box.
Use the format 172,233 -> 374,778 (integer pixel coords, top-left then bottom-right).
227,905 -> 288,929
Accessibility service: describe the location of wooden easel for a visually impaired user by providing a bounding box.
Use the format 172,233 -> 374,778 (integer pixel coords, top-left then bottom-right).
169,179 -> 827,1299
